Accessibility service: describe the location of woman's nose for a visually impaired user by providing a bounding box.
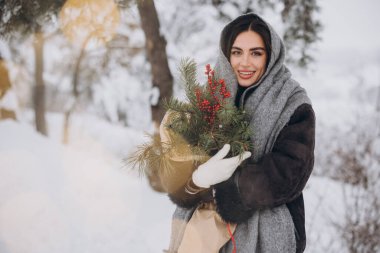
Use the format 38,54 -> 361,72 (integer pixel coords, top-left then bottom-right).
241,53 -> 250,66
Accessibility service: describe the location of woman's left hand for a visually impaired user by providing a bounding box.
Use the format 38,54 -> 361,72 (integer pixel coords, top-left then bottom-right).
192,144 -> 251,188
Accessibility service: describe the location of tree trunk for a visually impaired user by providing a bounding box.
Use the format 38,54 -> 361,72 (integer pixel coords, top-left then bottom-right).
33,28 -> 48,136
62,36 -> 90,144
137,0 -> 173,127
0,54 -> 12,99
0,53 -> 17,121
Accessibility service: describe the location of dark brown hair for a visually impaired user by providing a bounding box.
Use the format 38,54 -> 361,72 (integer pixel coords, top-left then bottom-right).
220,13 -> 271,68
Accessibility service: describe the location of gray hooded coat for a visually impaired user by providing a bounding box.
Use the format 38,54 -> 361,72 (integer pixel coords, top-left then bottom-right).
166,13 -> 315,253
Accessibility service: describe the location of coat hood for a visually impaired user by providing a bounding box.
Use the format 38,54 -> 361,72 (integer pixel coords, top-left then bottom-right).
215,13 -> 286,99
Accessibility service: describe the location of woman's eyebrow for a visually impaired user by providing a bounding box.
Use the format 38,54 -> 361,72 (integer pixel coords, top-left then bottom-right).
250,47 -> 265,51
231,46 -> 265,51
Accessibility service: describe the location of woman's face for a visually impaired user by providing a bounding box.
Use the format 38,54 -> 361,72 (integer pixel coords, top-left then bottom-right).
230,30 -> 267,87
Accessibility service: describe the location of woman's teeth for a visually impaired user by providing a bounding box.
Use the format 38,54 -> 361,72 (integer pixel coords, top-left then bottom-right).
239,71 -> 255,79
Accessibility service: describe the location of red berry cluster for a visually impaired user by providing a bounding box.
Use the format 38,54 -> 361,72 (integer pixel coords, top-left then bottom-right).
195,64 -> 231,125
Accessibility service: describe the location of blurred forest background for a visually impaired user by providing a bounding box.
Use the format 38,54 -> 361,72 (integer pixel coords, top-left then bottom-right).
0,0 -> 380,252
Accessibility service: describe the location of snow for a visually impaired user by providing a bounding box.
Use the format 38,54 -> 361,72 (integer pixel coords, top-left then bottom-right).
1,0 -> 380,252
304,176 -> 346,252
0,118 -> 175,253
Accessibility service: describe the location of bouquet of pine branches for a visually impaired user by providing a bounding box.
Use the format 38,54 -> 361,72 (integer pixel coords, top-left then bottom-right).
128,58 -> 252,193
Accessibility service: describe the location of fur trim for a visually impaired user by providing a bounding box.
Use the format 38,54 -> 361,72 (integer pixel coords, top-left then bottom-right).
214,170 -> 254,223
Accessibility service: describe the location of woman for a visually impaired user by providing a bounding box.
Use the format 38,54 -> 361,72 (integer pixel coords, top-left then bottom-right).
165,13 -> 315,253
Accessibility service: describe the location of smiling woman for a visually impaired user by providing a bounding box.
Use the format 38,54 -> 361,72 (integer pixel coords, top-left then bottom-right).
164,13 -> 316,253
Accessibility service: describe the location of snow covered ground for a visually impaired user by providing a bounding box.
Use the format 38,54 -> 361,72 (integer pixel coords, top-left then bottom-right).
0,116 -> 176,253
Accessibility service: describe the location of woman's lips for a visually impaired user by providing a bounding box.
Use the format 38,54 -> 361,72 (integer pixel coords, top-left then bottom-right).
238,70 -> 255,79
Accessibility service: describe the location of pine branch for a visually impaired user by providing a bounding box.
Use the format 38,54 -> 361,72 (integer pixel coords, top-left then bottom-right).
162,97 -> 193,114
179,58 -> 202,107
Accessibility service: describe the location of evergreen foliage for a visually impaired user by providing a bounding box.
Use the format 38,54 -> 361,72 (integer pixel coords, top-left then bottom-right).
281,0 -> 322,67
128,58 -> 252,178
163,58 -> 252,157
0,0 -> 66,37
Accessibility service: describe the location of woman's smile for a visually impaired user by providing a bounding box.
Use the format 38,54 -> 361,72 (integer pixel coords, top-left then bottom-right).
238,70 -> 256,79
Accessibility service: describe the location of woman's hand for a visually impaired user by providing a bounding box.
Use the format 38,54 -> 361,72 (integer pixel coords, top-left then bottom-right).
192,144 -> 251,188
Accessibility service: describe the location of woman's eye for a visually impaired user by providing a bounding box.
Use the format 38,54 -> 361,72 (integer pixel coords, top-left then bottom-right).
231,51 -> 241,56
252,51 -> 263,56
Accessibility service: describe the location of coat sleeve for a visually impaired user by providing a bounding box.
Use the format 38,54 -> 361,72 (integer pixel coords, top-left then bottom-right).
214,103 -> 315,223
168,177 -> 214,209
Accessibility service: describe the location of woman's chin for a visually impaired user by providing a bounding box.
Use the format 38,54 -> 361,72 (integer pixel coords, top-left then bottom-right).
238,79 -> 256,87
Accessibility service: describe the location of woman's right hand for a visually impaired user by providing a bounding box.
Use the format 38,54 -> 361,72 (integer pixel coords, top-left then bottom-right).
192,144 -> 251,188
